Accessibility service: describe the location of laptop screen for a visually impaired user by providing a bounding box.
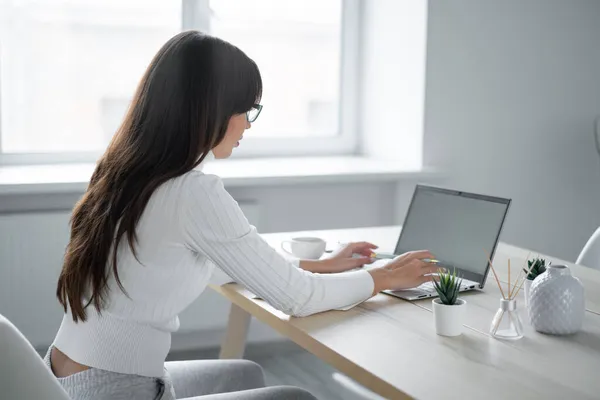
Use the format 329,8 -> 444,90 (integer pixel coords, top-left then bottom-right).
394,186 -> 511,285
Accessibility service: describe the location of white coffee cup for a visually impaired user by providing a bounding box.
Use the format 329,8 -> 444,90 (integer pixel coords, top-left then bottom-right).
281,237 -> 326,259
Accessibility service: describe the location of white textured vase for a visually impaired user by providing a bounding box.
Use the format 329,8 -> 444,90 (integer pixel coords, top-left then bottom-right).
433,298 -> 466,336
528,265 -> 585,335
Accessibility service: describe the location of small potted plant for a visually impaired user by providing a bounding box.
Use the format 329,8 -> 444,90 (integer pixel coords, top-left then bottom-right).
432,269 -> 466,336
524,258 -> 548,303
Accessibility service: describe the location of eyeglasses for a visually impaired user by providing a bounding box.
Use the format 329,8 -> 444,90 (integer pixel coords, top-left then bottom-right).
246,104 -> 263,123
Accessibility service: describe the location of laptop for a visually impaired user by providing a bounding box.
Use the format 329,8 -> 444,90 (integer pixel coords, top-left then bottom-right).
383,185 -> 511,301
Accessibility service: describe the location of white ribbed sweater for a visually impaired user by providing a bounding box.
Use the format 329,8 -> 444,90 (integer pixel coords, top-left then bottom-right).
53,166 -> 374,377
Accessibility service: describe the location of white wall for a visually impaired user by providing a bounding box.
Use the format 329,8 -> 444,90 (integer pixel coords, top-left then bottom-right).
423,0 -> 600,260
360,0 -> 427,168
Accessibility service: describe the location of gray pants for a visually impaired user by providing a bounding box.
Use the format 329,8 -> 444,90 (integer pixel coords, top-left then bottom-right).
44,348 -> 316,400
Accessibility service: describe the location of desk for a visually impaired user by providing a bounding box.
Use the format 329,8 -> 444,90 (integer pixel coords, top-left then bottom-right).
210,226 -> 600,400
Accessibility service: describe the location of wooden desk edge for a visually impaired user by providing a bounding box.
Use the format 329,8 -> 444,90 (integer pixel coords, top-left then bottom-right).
209,283 -> 413,400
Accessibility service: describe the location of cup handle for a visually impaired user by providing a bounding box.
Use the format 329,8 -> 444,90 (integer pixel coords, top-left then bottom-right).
281,241 -> 294,256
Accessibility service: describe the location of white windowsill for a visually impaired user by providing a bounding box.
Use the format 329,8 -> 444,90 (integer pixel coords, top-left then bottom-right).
0,157 -> 436,196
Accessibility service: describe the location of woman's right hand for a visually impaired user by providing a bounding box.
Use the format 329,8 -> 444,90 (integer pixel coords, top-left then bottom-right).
368,250 -> 439,295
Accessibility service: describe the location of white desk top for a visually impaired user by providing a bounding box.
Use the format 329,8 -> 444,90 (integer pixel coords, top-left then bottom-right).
212,226 -> 600,400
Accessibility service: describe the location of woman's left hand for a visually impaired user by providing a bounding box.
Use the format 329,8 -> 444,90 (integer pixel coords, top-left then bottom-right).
302,242 -> 378,273
329,241 -> 378,260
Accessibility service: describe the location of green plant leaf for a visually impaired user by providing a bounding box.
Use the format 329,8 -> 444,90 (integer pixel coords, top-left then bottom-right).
432,279 -> 444,298
450,281 -> 459,304
439,291 -> 450,305
525,257 -> 547,280
433,268 -> 462,305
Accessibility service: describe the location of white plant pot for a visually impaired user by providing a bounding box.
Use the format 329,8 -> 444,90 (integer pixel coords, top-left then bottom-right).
523,279 -> 533,305
432,298 -> 466,336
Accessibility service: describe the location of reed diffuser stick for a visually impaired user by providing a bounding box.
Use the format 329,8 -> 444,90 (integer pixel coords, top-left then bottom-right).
508,259 -> 511,298
486,255 -> 506,300
512,262 -> 537,299
509,252 -> 531,299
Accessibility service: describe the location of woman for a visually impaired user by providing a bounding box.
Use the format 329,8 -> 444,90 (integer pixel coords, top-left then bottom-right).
46,31 -> 437,400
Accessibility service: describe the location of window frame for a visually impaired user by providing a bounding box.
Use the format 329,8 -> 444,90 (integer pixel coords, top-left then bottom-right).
0,0 -> 360,165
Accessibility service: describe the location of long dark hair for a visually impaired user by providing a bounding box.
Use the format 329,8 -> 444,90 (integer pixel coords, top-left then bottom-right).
57,31 -> 262,322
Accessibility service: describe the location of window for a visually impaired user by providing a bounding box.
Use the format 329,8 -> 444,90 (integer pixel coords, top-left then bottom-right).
211,0 -> 340,139
0,0 -> 181,156
0,0 -> 359,163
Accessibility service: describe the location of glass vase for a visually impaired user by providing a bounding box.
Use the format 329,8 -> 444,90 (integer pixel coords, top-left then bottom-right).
490,299 -> 524,340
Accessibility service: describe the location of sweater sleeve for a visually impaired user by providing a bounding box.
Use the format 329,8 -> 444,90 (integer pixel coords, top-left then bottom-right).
182,172 -> 374,317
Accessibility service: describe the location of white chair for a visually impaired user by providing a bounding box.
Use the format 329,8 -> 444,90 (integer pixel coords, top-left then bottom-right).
576,227 -> 600,270
0,314 -> 70,400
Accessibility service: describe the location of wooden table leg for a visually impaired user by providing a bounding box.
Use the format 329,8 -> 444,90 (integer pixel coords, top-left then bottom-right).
219,303 -> 251,359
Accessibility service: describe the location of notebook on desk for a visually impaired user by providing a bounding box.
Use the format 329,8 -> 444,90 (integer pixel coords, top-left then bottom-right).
382,185 -> 511,301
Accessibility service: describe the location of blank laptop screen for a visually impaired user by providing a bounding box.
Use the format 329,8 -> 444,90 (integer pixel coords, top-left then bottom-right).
395,186 -> 510,282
